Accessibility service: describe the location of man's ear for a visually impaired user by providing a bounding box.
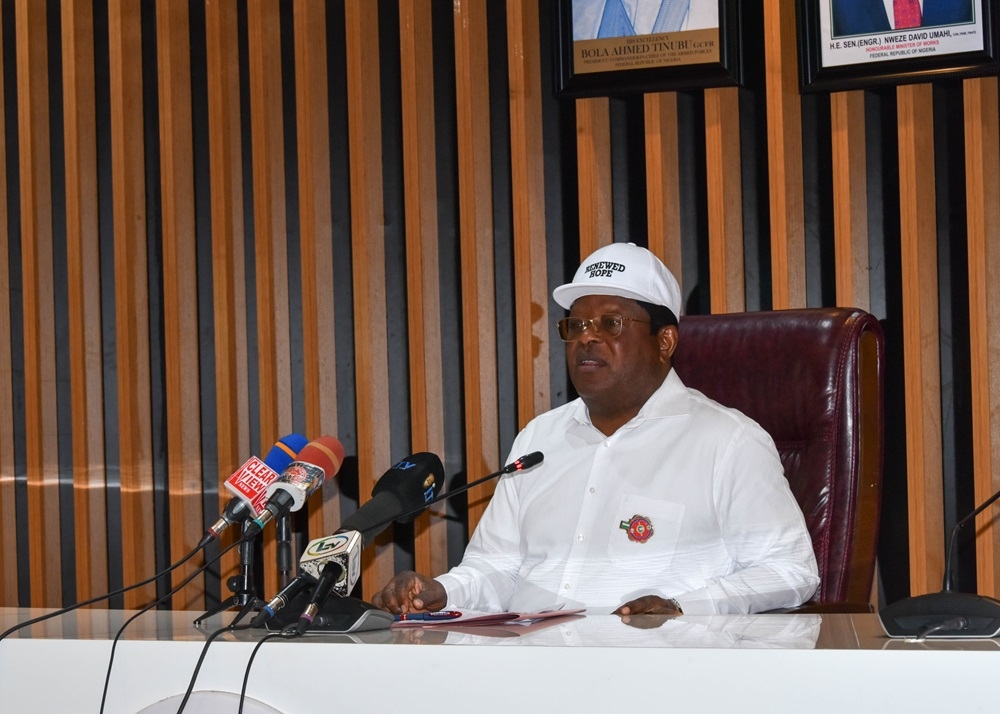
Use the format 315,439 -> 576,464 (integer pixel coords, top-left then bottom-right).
658,325 -> 679,362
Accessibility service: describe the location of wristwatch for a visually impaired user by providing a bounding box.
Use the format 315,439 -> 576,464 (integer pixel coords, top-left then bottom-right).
667,598 -> 683,614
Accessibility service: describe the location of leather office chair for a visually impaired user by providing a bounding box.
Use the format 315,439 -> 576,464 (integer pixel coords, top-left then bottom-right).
672,307 -> 884,610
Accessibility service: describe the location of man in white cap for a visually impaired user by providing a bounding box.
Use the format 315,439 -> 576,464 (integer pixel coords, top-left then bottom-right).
374,243 -> 818,616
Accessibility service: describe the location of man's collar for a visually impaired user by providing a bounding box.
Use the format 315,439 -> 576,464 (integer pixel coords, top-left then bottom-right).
571,368 -> 689,428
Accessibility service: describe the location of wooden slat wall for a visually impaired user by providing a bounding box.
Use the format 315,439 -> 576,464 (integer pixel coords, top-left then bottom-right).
62,0 -> 107,605
247,0 -> 294,598
763,0 -> 805,310
345,0 -> 393,600
156,0 -> 203,610
705,87 -> 744,314
399,0 -> 447,576
16,0 -> 61,606
964,77 -> 1000,600
831,90 -> 871,311
898,84 -> 945,596
294,0 -> 340,539
644,93 -> 683,285
205,0 -> 251,585
108,0 -> 155,609
454,0 -> 500,530
576,97 -> 612,257
0,0 -> 15,606
508,0 -> 551,427
1,0 -> 999,614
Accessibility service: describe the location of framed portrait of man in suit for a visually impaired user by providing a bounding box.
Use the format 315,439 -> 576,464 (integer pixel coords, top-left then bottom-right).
553,0 -> 743,97
797,0 -> 1000,90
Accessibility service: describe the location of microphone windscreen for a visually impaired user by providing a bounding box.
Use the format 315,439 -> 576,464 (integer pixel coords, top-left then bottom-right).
297,435 -> 346,477
371,452 -> 444,523
263,433 -> 309,472
339,452 -> 444,541
512,451 -> 543,471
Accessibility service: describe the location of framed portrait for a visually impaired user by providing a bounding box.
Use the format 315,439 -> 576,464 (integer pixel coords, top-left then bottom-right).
797,0 -> 1000,92
553,0 -> 743,98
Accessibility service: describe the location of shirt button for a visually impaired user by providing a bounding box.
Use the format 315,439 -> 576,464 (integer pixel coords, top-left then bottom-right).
603,440 -> 611,447
563,583 -> 571,590
589,487 -> 596,493
577,534 -> 585,541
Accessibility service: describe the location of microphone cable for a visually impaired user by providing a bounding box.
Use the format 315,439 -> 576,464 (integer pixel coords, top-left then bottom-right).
239,628 -> 302,714
97,536 -> 245,714
173,615 -> 259,714
0,542 -> 206,643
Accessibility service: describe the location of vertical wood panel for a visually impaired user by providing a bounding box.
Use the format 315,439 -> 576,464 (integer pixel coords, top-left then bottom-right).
345,0 -> 393,596
108,0 -> 155,607
62,0 -> 108,603
831,91 -> 870,311
763,0 -> 805,309
576,97 -> 612,257
964,77 -> 1000,599
454,0 -> 500,529
17,0 -> 61,607
704,87 -> 744,314
205,0 -> 251,583
644,92 -> 683,289
293,0 -> 341,537
247,0 -> 293,443
399,0 -> 447,576
248,0 -> 294,596
156,0 -> 204,608
0,1 -> 17,607
507,0 -> 550,427
897,83 -> 944,596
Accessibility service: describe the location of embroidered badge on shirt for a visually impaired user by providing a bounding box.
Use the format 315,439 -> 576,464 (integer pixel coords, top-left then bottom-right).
619,514 -> 654,543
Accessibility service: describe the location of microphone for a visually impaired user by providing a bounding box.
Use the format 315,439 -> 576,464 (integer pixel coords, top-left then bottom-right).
295,530 -> 364,633
361,450 -> 544,534
256,451 -> 542,633
250,529 -> 363,628
338,452 -> 445,548
879,485 -> 1000,638
244,435 -> 346,537
250,453 -> 442,628
198,433 -> 309,547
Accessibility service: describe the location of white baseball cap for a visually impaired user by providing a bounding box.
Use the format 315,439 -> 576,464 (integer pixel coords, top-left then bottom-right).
552,242 -> 682,318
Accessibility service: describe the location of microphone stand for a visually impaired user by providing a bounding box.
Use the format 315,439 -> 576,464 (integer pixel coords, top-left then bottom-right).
879,486 -> 1000,638
276,513 -> 294,588
194,516 -> 267,625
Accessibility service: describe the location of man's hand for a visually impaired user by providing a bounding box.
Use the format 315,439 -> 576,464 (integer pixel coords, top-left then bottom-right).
371,571 -> 447,614
612,595 -> 682,617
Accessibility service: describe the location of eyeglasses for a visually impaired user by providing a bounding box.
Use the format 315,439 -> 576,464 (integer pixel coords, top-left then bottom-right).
556,313 -> 650,342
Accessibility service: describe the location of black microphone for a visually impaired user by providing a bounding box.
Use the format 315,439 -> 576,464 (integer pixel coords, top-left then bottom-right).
879,485 -> 1000,638
251,575 -> 314,627
338,452 -> 445,547
296,562 -> 343,634
362,450 -> 544,532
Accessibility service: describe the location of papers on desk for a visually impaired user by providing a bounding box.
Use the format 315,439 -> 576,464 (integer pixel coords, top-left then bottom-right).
390,608 -> 586,630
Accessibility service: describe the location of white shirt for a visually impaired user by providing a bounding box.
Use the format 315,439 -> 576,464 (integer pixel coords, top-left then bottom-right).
436,369 -> 819,615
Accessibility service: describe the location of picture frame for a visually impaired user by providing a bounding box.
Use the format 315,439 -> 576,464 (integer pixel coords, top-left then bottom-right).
553,0 -> 743,98
797,0 -> 1000,92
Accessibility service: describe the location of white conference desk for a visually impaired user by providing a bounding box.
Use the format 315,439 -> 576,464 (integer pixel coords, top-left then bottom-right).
1,607 -> 997,713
